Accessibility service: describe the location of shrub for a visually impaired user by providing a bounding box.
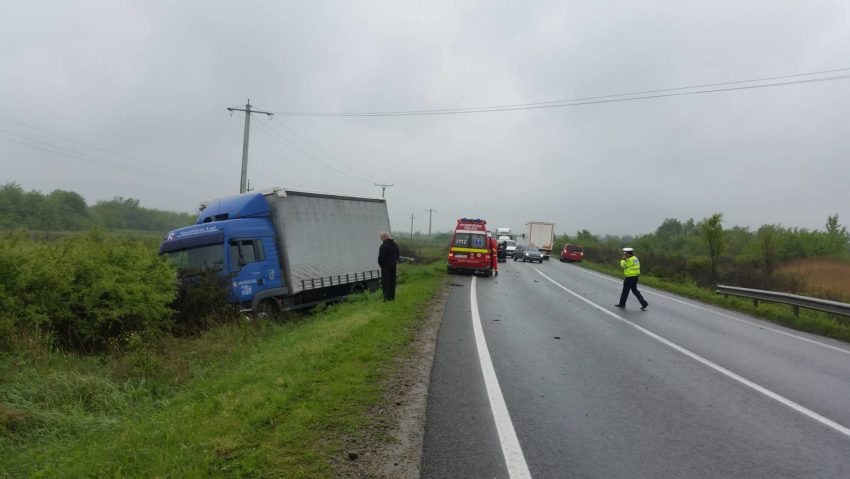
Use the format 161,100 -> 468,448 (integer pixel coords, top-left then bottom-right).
171,271 -> 238,334
0,231 -> 177,352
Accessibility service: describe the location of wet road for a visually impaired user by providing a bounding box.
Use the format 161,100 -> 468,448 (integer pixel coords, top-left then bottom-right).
422,259 -> 850,478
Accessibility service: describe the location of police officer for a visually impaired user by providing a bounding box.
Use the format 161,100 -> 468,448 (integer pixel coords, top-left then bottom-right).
615,247 -> 648,310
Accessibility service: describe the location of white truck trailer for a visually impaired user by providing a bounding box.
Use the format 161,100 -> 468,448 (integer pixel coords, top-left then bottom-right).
525,221 -> 555,260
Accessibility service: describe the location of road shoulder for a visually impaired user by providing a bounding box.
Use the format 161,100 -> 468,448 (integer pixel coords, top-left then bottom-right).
334,279 -> 449,478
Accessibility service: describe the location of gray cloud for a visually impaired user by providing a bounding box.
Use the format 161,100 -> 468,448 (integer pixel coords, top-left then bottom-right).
2,0 -> 848,237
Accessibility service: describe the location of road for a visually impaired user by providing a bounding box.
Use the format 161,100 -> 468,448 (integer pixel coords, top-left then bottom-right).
421,258 -> 850,478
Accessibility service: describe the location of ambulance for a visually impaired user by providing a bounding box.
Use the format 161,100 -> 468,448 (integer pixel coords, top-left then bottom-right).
447,218 -> 493,276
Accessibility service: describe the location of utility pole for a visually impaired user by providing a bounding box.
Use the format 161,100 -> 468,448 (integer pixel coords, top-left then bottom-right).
425,208 -> 436,242
409,212 -> 415,239
227,100 -> 273,194
375,183 -> 393,198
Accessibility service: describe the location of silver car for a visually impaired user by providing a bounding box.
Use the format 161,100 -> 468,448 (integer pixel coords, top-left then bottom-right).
514,245 -> 544,263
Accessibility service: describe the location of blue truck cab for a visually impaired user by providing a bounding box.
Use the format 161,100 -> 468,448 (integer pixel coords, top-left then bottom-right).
159,193 -> 283,309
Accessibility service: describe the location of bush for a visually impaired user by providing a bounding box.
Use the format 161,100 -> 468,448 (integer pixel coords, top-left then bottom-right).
171,271 -> 238,334
639,252 -> 688,282
0,231 -> 177,352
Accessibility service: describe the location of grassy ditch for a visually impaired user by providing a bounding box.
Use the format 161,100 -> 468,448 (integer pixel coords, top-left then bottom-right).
576,260 -> 850,342
1,262 -> 445,478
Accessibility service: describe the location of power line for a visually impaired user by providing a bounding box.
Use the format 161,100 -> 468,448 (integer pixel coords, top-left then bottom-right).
263,119 -> 384,183
272,69 -> 850,117
0,133 -> 231,187
268,118 -> 384,183
252,120 -> 380,184
0,114 -> 233,180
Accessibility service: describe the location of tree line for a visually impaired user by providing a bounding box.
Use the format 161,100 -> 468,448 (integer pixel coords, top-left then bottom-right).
0,182 -> 195,232
555,213 -> 850,293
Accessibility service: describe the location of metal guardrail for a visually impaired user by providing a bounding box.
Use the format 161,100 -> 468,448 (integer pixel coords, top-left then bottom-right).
716,284 -> 850,317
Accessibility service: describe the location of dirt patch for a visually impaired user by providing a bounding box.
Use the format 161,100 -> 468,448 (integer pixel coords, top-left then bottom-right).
333,281 -> 449,478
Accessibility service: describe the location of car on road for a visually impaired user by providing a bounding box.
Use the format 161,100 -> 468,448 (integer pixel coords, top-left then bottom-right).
514,245 -> 544,263
502,239 -> 517,257
560,243 -> 584,262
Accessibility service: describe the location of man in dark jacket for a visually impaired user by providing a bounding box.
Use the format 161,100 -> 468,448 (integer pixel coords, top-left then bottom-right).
378,232 -> 400,301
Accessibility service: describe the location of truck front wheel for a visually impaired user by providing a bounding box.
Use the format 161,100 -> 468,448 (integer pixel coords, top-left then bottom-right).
255,299 -> 280,320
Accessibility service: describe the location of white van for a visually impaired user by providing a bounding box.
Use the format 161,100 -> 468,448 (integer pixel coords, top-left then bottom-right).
500,239 -> 517,257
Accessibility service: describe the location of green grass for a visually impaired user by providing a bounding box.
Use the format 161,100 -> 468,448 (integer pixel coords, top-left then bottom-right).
577,260 -> 850,342
1,262 -> 445,478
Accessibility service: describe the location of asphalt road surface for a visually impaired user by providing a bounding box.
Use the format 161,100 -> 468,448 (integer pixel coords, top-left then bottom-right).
422,259 -> 850,478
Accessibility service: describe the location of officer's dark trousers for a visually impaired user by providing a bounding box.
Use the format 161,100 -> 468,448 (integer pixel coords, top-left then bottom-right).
619,275 -> 648,307
381,266 -> 397,301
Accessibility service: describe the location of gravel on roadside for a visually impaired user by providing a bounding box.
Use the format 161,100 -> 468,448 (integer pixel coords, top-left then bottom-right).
332,281 -> 449,478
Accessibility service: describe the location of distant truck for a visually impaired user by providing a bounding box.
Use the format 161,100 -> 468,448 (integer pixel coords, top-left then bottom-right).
496,227 -> 512,239
525,221 -> 555,259
159,187 -> 390,315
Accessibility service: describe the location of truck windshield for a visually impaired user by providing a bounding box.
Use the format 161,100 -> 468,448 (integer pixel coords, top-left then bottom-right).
164,244 -> 225,276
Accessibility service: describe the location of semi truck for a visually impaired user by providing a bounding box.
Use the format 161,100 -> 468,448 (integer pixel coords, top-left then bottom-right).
525,221 -> 555,259
496,227 -> 512,239
159,187 -> 391,314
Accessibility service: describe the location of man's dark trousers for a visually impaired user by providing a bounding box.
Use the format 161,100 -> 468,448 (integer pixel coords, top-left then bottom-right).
381,266 -> 397,301
619,276 -> 648,307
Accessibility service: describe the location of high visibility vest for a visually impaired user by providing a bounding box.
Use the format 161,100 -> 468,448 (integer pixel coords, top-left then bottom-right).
620,256 -> 641,277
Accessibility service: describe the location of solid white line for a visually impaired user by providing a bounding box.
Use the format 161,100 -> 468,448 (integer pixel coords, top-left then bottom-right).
570,265 -> 850,356
470,276 -> 533,478
532,266 -> 850,439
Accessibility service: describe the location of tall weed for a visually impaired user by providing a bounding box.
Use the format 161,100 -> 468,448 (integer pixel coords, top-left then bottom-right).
780,258 -> 850,302
395,238 -> 447,264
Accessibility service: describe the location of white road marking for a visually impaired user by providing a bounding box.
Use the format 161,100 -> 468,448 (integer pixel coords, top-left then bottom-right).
532,266 -> 850,439
470,276 -> 533,478
569,264 -> 850,356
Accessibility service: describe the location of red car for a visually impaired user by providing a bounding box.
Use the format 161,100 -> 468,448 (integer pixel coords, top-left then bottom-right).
559,244 -> 584,262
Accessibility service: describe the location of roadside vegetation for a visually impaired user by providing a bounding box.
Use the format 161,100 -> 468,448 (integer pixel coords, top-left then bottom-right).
0,182 -> 194,233
395,234 -> 450,264
4,193 -> 847,475
552,213 -> 850,341
1,230 -> 446,478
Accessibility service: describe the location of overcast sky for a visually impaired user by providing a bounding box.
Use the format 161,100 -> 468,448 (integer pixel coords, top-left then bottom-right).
2,1 -> 848,236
